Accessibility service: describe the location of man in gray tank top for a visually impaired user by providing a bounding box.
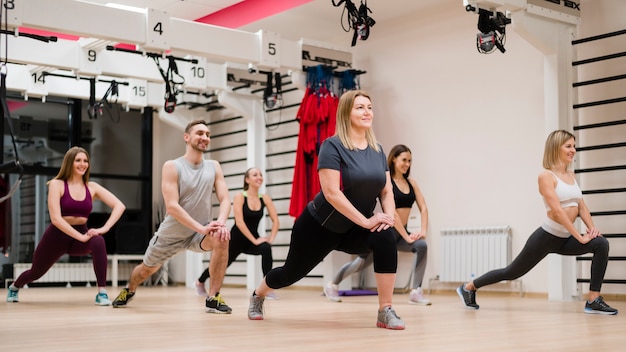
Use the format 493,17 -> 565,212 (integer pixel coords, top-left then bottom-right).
112,120 -> 232,314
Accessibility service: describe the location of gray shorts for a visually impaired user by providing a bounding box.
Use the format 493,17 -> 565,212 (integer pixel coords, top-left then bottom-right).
143,231 -> 209,267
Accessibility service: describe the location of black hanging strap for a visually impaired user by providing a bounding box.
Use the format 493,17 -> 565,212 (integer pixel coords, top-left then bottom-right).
0,67 -> 24,203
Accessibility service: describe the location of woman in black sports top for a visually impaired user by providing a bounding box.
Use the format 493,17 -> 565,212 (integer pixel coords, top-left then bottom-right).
195,167 -> 279,298
323,144 -> 431,305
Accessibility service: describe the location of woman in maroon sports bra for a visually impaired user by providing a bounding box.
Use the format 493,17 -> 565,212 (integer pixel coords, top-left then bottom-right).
7,146 -> 125,306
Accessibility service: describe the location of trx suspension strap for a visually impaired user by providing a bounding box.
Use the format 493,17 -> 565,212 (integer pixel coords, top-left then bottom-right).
153,56 -> 184,113
0,65 -> 24,203
0,0 -> 23,203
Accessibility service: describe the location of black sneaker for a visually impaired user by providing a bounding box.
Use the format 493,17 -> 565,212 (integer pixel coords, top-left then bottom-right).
584,296 -> 618,315
112,288 -> 135,308
205,293 -> 232,314
456,284 -> 479,309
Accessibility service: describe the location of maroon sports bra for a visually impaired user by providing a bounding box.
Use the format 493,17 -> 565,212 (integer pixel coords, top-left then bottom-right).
60,181 -> 92,218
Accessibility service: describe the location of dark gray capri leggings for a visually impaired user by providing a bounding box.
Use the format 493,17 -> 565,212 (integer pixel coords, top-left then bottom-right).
473,226 -> 609,292
265,207 -> 398,289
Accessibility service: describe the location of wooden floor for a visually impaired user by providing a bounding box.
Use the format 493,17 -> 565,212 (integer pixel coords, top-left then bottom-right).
2,285 -> 625,351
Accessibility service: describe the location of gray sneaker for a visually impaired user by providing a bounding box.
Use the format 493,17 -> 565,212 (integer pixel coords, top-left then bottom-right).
248,294 -> 265,320
376,306 -> 405,330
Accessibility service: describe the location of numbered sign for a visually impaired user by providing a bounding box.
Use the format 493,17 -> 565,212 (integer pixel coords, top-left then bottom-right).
79,47 -> 102,76
3,0 -> 22,27
259,30 -> 280,68
27,70 -> 48,98
126,78 -> 148,108
145,8 -> 170,50
181,56 -> 207,91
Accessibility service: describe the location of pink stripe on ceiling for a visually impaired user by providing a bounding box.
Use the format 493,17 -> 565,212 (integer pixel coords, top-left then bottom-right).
16,0 -> 312,45
196,0 -> 313,28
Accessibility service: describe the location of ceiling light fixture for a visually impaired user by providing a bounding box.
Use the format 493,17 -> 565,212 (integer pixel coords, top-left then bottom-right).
464,1 -> 511,54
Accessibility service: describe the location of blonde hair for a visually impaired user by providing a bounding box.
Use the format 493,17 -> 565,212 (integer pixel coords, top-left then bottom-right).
334,90 -> 380,152
543,130 -> 575,170
53,146 -> 90,183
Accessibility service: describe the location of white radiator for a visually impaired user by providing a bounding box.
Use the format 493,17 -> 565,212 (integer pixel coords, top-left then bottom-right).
12,262 -> 136,285
440,226 -> 512,282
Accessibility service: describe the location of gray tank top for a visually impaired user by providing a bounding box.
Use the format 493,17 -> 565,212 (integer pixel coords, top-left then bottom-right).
157,157 -> 216,236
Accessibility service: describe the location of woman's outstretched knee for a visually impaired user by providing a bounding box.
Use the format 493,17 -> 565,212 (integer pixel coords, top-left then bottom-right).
592,236 -> 609,255
411,239 -> 427,255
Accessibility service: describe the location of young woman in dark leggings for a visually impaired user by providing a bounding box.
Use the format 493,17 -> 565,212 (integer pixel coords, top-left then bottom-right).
457,130 -> 618,315
194,167 -> 279,298
6,146 -> 125,306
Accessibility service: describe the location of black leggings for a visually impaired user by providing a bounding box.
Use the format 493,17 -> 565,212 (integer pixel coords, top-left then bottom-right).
265,208 -> 398,289
474,227 -> 610,292
198,231 -> 273,283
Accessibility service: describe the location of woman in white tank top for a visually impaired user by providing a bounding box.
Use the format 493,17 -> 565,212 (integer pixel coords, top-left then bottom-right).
456,130 -> 617,315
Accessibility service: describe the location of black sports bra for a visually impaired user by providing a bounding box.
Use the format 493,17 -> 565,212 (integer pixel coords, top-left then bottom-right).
391,178 -> 415,209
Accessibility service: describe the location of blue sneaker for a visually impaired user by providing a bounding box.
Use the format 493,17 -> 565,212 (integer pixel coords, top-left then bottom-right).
584,296 -> 618,315
456,284 -> 479,309
95,291 -> 112,306
6,287 -> 19,303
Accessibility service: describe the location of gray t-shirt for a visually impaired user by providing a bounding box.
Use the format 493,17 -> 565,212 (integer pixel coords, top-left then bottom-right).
307,136 -> 388,233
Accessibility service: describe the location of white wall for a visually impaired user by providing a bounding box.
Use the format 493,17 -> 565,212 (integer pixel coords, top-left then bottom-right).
343,0 -> 625,295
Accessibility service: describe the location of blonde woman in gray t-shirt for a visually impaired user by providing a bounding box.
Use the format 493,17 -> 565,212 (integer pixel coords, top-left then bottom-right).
247,90 -> 405,330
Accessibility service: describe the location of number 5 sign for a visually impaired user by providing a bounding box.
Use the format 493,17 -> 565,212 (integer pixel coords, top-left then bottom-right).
259,30 -> 280,68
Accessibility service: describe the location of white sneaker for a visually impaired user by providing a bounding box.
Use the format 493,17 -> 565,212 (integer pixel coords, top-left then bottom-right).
408,288 -> 431,305
323,282 -> 341,302
195,280 -> 208,297
266,291 -> 279,300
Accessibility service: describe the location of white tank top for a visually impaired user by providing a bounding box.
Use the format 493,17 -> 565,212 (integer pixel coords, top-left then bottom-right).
543,170 -> 582,211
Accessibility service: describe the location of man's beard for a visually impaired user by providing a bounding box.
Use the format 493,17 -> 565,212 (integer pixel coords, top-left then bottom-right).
191,142 -> 208,153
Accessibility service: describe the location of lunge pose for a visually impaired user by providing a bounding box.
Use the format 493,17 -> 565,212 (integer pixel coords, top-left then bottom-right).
324,144 -> 430,305
457,130 -> 618,315
247,90 -> 405,330
112,120 -> 232,314
195,167 -> 279,298
7,146 -> 125,305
